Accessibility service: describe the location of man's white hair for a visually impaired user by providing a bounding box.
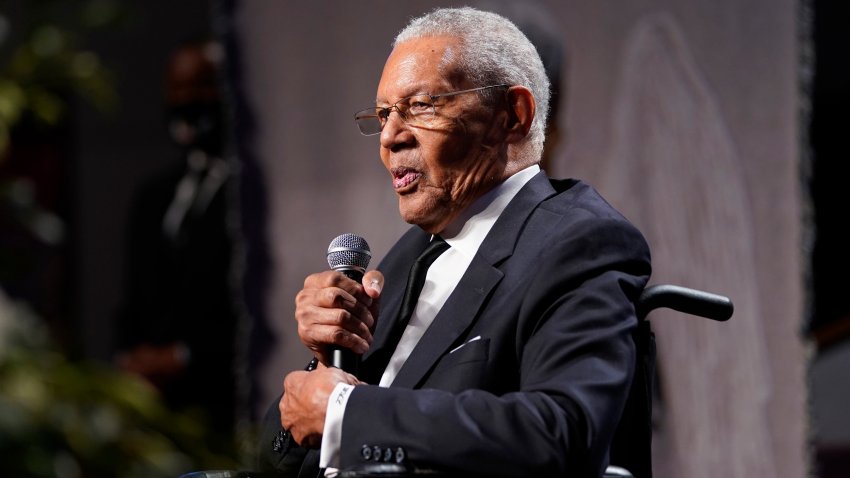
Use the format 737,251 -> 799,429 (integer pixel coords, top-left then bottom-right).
394,7 -> 551,163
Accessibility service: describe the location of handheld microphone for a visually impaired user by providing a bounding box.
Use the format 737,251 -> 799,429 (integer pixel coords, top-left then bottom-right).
326,233 -> 372,372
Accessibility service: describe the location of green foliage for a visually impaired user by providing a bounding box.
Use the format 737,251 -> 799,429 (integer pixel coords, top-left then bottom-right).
0,0 -> 127,154
0,4 -> 250,475
0,292 -> 242,478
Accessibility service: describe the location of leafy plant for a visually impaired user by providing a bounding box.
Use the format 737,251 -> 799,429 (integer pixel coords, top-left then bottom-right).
0,5 -> 249,476
0,0 -> 125,154
0,293 -> 242,478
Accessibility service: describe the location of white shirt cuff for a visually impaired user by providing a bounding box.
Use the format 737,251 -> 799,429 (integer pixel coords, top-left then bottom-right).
319,382 -> 355,470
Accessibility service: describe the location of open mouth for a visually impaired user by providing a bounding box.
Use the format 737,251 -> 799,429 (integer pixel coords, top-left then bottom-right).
392,167 -> 421,190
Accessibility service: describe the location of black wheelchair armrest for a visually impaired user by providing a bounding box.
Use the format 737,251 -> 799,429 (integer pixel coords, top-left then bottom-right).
636,284 -> 733,322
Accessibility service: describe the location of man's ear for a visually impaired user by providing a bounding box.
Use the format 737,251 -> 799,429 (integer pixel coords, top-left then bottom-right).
503,86 -> 535,144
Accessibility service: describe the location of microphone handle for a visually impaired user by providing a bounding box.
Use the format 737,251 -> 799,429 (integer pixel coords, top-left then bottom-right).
331,269 -> 363,372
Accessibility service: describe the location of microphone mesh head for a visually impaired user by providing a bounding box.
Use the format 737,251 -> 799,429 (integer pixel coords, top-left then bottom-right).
327,233 -> 371,271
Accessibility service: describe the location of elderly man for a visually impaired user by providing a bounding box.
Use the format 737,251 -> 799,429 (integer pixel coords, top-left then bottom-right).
257,7 -> 650,477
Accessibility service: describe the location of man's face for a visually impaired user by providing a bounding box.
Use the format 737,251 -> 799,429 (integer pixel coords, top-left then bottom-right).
376,36 -> 509,233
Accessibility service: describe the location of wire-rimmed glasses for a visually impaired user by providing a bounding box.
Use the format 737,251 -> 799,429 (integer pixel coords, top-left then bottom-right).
353,84 -> 509,136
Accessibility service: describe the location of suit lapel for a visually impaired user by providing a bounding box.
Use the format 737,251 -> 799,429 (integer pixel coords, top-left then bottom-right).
390,172 -> 558,388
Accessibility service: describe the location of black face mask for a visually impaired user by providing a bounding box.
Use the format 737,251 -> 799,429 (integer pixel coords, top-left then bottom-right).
167,101 -> 224,155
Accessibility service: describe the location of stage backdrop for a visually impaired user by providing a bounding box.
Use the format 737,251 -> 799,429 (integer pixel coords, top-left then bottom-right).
233,1 -> 807,476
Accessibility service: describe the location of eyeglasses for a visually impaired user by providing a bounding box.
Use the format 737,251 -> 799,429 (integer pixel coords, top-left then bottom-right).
354,84 -> 509,136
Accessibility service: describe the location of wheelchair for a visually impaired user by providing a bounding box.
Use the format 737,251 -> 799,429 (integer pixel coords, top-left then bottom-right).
181,284 -> 733,478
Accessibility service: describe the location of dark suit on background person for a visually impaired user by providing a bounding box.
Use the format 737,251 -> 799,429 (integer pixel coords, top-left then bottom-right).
256,7 -> 651,478
114,41 -> 239,440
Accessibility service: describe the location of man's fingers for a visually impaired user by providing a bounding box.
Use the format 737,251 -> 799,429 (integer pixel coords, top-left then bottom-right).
304,271 -> 374,304
328,325 -> 370,355
363,271 -> 383,333
296,283 -> 361,310
333,306 -> 374,343
296,278 -> 374,327
298,304 -> 373,342
279,367 -> 360,448
297,314 -> 371,355
294,270 -> 379,361
363,270 -> 384,298
296,292 -> 374,338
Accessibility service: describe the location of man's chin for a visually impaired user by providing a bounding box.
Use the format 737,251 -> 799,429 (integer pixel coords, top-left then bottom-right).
398,195 -> 453,231
398,208 -> 424,227
399,207 -> 433,231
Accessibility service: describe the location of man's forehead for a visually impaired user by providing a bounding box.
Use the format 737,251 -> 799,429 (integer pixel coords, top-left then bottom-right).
376,37 -> 462,102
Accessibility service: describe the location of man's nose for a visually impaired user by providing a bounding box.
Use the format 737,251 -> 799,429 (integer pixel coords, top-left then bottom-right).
380,110 -> 412,148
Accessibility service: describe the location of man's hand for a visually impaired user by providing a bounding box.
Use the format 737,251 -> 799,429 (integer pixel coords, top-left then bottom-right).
279,363 -> 361,448
295,270 -> 384,364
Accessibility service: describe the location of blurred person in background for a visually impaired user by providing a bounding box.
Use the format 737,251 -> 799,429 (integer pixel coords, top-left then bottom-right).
113,39 -> 238,440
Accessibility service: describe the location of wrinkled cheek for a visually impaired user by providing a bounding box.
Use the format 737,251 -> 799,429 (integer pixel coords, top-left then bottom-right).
449,160 -> 491,202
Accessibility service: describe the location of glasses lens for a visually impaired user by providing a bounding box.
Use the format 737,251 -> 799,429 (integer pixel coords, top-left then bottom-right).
354,108 -> 383,136
353,92 -> 442,136
402,95 -> 436,123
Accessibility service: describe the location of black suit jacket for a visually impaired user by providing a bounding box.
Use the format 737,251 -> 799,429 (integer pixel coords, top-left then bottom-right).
258,173 -> 651,477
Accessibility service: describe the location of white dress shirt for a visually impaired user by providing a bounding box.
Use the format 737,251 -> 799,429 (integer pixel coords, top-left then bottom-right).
320,165 -> 540,470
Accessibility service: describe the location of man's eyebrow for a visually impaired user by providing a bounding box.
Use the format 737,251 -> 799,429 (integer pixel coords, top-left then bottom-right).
375,91 -> 423,106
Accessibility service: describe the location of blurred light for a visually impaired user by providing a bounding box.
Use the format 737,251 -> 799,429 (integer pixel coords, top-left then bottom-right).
7,178 -> 66,245
89,405 -> 121,443
29,90 -> 64,125
9,178 -> 36,207
81,0 -> 121,28
0,80 -> 26,123
31,212 -> 65,245
31,26 -> 65,58
53,451 -> 81,478
72,51 -> 99,79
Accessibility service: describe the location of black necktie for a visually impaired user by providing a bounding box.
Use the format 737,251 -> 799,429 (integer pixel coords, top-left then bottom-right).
396,236 -> 450,328
361,236 -> 449,382
386,237 -> 450,358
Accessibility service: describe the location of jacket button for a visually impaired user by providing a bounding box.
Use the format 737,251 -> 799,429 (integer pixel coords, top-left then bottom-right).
372,446 -> 382,461
361,445 -> 372,460
382,447 -> 393,462
395,447 -> 406,464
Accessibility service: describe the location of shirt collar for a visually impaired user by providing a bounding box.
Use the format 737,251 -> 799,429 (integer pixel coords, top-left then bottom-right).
437,164 -> 540,258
